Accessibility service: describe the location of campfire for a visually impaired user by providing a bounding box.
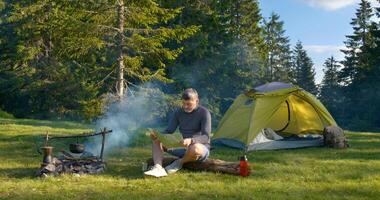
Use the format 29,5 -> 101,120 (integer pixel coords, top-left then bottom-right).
36,128 -> 112,177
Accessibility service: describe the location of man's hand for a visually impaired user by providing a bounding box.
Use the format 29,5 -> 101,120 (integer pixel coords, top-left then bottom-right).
149,129 -> 159,142
180,138 -> 192,147
148,129 -> 168,152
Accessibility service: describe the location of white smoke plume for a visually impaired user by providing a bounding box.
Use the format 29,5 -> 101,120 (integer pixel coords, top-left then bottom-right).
85,83 -> 177,157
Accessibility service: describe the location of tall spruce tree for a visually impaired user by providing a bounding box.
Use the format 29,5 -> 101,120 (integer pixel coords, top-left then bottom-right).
319,56 -> 342,118
340,0 -> 374,85
0,0 -> 196,119
160,0 -> 266,120
292,41 -> 317,95
216,0 -> 266,88
369,1 -> 380,127
210,0 -> 266,115
351,0 -> 380,129
263,12 -> 293,82
338,0 -> 378,129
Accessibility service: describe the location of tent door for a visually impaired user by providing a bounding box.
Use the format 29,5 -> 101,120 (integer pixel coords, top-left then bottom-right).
274,100 -> 290,132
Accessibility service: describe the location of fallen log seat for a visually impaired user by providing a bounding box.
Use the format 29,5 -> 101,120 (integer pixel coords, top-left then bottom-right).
147,157 -> 245,175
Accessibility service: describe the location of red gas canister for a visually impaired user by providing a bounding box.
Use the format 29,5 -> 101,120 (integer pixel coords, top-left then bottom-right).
239,155 -> 250,177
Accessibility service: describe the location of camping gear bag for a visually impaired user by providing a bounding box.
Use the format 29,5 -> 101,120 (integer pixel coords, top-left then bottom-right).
323,126 -> 348,148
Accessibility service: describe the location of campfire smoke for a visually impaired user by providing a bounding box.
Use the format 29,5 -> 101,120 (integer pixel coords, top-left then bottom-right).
86,83 -> 172,156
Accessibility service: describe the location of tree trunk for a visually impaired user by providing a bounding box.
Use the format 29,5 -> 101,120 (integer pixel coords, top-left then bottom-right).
116,0 -> 126,98
147,157 -> 244,175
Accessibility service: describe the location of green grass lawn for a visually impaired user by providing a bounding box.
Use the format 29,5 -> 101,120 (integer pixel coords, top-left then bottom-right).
0,118 -> 379,200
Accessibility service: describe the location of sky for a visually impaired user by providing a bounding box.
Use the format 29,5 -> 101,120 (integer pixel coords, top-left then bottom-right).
259,0 -> 379,84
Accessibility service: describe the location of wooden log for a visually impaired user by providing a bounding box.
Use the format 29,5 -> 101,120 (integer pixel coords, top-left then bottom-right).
147,157 -> 244,175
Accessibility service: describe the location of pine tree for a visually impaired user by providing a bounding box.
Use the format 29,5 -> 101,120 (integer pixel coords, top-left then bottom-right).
369,6 -> 380,127
211,0 -> 266,114
160,0 -> 266,120
352,0 -> 380,129
215,0 -> 266,63
216,0 -> 266,86
292,41 -> 317,95
263,12 -> 293,82
319,56 -> 341,117
0,0 -> 197,119
340,0 -> 374,84
338,0 -> 377,129
321,57 -> 340,91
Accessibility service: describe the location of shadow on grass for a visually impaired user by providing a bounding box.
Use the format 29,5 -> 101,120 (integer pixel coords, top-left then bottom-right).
0,118 -> 92,130
0,167 -> 37,179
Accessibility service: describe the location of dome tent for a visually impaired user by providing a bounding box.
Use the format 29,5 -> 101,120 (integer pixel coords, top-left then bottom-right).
212,82 -> 337,151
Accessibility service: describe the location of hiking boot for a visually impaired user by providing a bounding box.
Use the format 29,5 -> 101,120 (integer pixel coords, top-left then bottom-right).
144,164 -> 167,178
165,159 -> 183,174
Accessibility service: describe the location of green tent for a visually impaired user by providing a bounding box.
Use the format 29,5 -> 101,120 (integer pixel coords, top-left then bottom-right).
212,82 -> 337,151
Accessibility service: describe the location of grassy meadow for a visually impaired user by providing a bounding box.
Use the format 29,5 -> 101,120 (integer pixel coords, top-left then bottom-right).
0,118 -> 379,200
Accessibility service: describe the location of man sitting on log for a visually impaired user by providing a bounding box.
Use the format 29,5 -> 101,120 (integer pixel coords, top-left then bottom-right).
144,88 -> 211,178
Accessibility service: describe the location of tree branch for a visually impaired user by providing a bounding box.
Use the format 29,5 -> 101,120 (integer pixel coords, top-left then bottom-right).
96,67 -> 117,87
97,25 -> 120,32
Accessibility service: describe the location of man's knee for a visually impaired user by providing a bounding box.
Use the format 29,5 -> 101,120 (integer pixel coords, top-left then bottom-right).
187,143 -> 204,157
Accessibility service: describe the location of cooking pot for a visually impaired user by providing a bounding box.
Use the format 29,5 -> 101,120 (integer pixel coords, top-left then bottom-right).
69,143 -> 85,154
